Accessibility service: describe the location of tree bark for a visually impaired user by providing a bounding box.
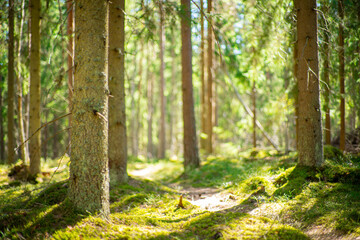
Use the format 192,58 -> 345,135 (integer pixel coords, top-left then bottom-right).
29,0 -> 41,174
69,0 -> 110,216
158,0 -> 166,159
296,0 -> 323,166
67,0 -> 74,153
181,0 -> 200,169
109,0 -> 128,183
252,80 -> 256,148
206,0 -> 213,154
16,0 -> 28,163
147,43 -> 154,158
321,1 -> 331,145
200,0 -> 206,151
7,0 -> 16,165
0,75 -> 5,163
338,0 -> 346,151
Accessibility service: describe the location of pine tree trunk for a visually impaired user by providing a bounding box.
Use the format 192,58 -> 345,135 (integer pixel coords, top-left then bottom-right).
200,0 -> 206,151
158,1 -> 166,159
206,0 -> 213,154
0,75 -> 5,163
29,0 -> 41,174
7,0 -> 16,165
147,44 -> 154,159
16,0 -> 28,163
338,0 -> 346,151
322,1 -> 331,145
52,120 -> 58,159
69,0 -> 110,216
181,0 -> 200,169
252,80 -> 256,148
67,0 -> 74,153
135,43 -> 143,157
108,0 -> 128,183
296,0 -> 323,166
293,0 -> 299,150
8,0 -> 17,165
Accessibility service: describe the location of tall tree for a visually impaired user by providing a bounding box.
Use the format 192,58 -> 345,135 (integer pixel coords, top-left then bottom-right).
108,0 -> 128,183
321,0 -> 331,145
7,0 -> 15,164
147,43 -> 154,158
29,0 -> 41,174
205,0 -> 213,154
16,0 -> 28,163
69,0 -> 110,216
338,0 -> 345,151
180,0 -> 200,169
67,0 -> 74,150
0,75 -> 4,162
158,0 -> 166,159
296,0 -> 323,166
200,0 -> 206,151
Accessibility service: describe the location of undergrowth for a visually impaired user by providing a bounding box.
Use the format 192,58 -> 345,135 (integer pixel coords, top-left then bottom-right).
0,149 -> 359,239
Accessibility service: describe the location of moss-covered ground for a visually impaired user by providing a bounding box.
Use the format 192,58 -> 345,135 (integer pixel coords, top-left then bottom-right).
1,148 -> 360,239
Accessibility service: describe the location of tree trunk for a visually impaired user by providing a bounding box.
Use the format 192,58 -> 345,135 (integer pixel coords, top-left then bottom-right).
135,43 -> 143,157
69,0 -> 110,216
338,0 -> 346,151
206,0 -> 213,154
0,75 -> 5,163
296,0 -> 323,166
321,1 -> 331,145
181,0 -> 200,169
252,80 -> 256,148
52,119 -> 59,159
67,0 -> 74,153
108,0 -> 128,183
158,1 -> 166,159
200,0 -> 206,151
147,43 -> 154,159
7,0 -> 16,165
29,0 -> 41,174
16,0 -> 28,163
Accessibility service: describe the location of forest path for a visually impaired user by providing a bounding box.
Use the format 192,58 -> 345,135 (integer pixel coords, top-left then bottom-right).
129,166 -> 238,211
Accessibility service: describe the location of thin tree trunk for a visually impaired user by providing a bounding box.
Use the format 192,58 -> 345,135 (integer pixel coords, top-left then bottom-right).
15,0 -> 28,163
129,54 -> 137,156
158,1 -> 166,159
169,33 -> 177,155
147,44 -> 153,158
252,80 -> 256,148
29,0 -> 41,174
0,75 -> 5,162
200,0 -> 206,151
322,1 -> 331,145
296,0 -> 323,166
69,0 -> 110,216
52,120 -> 59,159
135,43 -> 143,157
338,0 -> 346,151
206,0 -> 213,154
181,0 -> 200,169
109,0 -> 127,183
42,110 -> 48,161
7,0 -> 16,165
67,0 -> 74,152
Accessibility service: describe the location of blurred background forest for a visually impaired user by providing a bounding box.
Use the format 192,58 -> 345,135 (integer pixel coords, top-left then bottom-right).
0,0 -> 359,164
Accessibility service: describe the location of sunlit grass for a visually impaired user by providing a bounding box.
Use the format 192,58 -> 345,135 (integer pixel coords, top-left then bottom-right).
1,151 -> 360,239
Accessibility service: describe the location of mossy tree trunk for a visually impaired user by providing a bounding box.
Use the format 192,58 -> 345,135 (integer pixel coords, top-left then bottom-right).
108,0 -> 128,184
29,0 -> 41,174
7,0 -> 15,165
69,0 -> 110,217
67,0 -> 74,151
181,0 -> 200,169
296,0 -> 323,166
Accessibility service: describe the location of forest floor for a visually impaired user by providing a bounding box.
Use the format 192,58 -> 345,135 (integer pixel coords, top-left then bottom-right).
1,147 -> 360,239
